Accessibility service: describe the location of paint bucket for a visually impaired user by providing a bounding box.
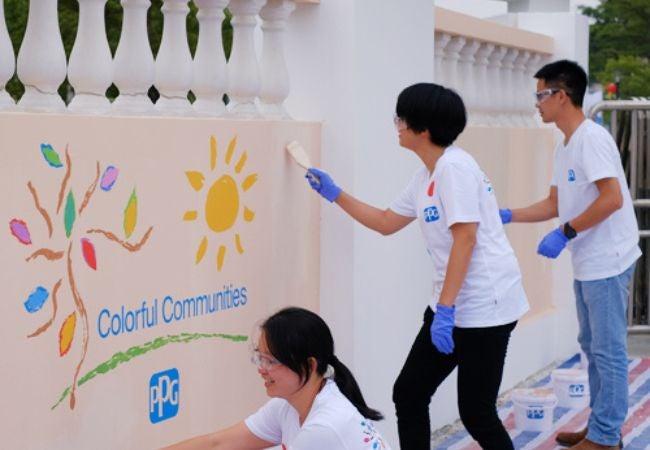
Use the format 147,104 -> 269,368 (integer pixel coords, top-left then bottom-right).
511,388 -> 558,432
551,368 -> 589,409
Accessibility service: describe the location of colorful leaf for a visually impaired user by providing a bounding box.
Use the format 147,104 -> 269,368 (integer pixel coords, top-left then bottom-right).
124,189 -> 137,239
10,219 -> 32,245
81,238 -> 97,270
100,166 -> 119,191
59,312 -> 77,357
41,144 -> 63,168
64,191 -> 76,238
24,286 -> 49,313
185,171 -> 205,191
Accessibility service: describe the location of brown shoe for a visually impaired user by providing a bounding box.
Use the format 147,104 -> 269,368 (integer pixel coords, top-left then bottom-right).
567,438 -> 621,449
556,428 -> 588,447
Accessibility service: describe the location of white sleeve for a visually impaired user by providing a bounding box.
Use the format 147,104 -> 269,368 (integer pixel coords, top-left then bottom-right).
580,128 -> 620,182
285,422 -> 347,450
389,171 -> 422,217
437,162 -> 480,227
244,399 -> 284,444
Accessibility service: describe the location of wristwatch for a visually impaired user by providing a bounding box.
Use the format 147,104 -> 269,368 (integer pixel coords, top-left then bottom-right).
563,222 -> 577,240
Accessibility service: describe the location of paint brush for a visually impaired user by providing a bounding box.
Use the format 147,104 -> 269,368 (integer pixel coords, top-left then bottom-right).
286,140 -> 319,182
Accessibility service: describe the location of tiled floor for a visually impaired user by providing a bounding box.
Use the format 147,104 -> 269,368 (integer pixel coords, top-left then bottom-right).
430,333 -> 650,449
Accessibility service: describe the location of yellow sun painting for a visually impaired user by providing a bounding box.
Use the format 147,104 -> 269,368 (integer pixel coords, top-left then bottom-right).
183,135 -> 257,271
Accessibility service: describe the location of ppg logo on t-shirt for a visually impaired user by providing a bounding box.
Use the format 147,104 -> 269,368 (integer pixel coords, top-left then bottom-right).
568,169 -> 576,182
149,368 -> 180,424
423,206 -> 440,222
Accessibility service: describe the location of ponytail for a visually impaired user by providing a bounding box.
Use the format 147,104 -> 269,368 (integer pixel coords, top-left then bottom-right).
330,355 -> 384,421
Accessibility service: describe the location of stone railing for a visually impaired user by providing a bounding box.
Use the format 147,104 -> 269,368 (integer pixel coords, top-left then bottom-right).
0,0 -> 317,118
434,7 -> 554,127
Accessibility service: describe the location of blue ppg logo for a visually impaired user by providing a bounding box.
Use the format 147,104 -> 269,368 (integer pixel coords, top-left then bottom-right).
527,408 -> 545,420
423,206 -> 439,222
568,169 -> 576,182
149,368 -> 180,424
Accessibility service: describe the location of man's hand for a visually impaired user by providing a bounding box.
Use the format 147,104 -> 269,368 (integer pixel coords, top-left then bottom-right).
537,227 -> 569,258
306,168 -> 342,202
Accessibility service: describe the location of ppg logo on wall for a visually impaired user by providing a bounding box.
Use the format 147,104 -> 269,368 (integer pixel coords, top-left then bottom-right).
149,368 -> 180,424
423,206 -> 440,223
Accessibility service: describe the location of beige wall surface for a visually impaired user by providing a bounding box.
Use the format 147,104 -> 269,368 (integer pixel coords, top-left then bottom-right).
0,113 -> 320,450
457,125 -> 557,318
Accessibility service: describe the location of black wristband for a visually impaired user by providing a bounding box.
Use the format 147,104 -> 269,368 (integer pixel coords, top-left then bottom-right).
563,222 -> 577,240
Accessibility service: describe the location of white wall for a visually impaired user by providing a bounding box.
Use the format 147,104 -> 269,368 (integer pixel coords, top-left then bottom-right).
286,1 -> 435,446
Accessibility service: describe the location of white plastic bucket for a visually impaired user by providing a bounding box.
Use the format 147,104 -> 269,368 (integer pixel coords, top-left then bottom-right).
552,368 -> 590,409
511,388 -> 558,432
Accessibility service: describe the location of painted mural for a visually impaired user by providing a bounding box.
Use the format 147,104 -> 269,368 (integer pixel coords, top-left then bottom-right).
0,114 -> 320,449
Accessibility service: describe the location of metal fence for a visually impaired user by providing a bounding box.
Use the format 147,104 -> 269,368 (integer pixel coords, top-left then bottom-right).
589,100 -> 650,333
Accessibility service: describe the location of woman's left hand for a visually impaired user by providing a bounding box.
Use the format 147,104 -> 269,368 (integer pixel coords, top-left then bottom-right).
430,304 -> 455,354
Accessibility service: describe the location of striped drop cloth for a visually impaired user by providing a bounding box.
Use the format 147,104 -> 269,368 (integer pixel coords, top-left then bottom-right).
433,355 -> 650,450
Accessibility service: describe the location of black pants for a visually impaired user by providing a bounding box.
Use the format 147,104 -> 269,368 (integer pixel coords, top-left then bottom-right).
393,307 -> 516,450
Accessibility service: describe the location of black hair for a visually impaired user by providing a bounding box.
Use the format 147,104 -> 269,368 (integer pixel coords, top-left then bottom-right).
261,306 -> 384,421
395,82 -> 466,147
534,60 -> 588,107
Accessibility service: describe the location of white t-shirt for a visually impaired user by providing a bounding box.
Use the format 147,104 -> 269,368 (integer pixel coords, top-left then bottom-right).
551,119 -> 641,281
244,380 -> 391,450
390,145 -> 529,328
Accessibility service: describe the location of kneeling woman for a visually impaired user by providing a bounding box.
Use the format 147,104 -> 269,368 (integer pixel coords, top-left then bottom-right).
162,307 -> 391,450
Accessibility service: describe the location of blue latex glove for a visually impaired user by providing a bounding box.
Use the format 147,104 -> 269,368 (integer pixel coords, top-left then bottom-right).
537,227 -> 569,258
430,304 -> 455,354
499,208 -> 512,224
306,168 -> 342,203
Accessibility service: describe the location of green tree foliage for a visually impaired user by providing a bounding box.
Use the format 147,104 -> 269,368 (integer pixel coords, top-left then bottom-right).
3,0 -> 233,102
581,0 -> 650,98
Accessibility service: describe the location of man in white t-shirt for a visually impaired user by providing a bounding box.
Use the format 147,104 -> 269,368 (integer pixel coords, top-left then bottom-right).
501,60 -> 640,450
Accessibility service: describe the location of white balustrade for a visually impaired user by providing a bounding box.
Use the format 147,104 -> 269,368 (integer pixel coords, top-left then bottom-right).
112,0 -> 155,114
485,46 -> 506,126
228,0 -> 266,118
499,47 -> 519,125
155,0 -> 193,115
258,0 -> 296,119
512,50 -> 531,127
16,0 -> 67,111
458,40 -> 480,125
434,32 -> 451,86
67,0 -> 113,113
525,53 -> 543,126
472,42 -> 495,126
0,0 -> 15,109
441,36 -> 466,93
192,0 -> 229,116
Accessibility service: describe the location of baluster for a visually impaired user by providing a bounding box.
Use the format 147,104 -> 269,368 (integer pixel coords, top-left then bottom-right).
434,32 -> 451,85
486,46 -> 506,126
458,40 -> 480,125
512,50 -> 531,127
113,0 -> 155,114
525,53 -> 543,126
0,0 -> 15,109
68,0 -> 113,113
16,0 -> 67,111
193,0 -> 229,116
441,36 -> 465,93
472,42 -> 495,126
155,0 -> 193,115
228,0 -> 265,118
258,0 -> 296,119
499,47 -> 519,126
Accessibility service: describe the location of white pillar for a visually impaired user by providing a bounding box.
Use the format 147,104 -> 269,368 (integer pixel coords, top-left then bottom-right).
472,42 -> 495,126
155,0 -> 193,115
486,46 -> 506,126
458,39 -> 480,124
512,50 -> 531,127
227,0 -> 265,118
67,0 -> 113,113
499,47 -> 519,125
441,36 -> 465,93
0,0 -> 15,109
192,0 -> 229,116
112,0 -> 155,114
434,32 -> 451,86
258,0 -> 295,119
16,0 -> 67,111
